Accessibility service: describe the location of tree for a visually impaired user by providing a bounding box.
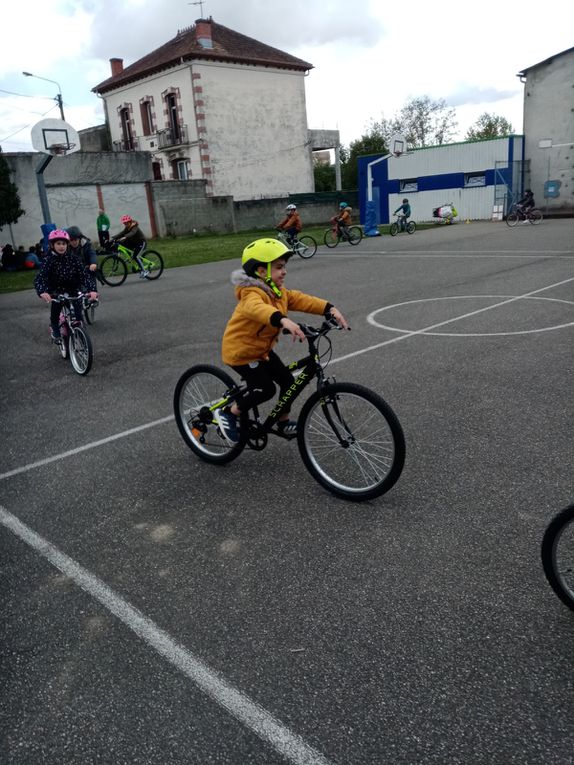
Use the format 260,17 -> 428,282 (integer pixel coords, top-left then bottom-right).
0,147 -> 24,230
466,113 -> 514,141
313,157 -> 336,192
370,96 -> 458,148
342,132 -> 387,190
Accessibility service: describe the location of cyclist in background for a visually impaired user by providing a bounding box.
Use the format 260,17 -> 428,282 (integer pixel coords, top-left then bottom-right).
276,204 -> 302,245
66,225 -> 102,285
517,189 -> 535,216
393,199 -> 411,231
34,229 -> 98,342
334,202 -> 352,237
215,238 -> 349,444
111,215 -> 148,277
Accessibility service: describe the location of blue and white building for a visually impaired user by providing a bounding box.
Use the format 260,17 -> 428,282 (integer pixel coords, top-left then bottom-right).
358,135 -> 525,225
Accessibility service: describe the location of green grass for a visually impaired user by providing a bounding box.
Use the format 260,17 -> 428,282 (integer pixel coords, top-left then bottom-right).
0,223 -> 436,294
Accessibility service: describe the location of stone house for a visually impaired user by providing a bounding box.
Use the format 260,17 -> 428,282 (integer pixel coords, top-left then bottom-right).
92,17 -> 322,201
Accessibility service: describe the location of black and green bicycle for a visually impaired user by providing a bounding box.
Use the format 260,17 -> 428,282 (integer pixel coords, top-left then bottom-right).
174,320 -> 405,502
98,242 -> 164,286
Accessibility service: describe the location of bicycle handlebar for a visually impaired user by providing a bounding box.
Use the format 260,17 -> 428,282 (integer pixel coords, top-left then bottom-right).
282,318 -> 349,338
50,292 -> 86,303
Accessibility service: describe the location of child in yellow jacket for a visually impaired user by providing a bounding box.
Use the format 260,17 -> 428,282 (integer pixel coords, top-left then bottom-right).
217,238 -> 348,443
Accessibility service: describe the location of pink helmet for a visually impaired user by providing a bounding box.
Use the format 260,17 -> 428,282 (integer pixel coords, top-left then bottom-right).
48,229 -> 70,242
121,215 -> 133,225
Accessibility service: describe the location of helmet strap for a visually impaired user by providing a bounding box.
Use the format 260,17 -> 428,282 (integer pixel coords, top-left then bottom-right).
262,262 -> 282,297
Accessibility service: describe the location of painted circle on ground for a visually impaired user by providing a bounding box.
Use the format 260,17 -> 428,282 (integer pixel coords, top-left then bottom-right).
367,295 -> 574,336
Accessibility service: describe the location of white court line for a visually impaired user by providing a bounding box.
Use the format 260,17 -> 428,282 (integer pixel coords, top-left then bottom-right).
320,250 -> 574,257
0,415 -> 174,481
0,506 -> 332,765
2,274 -> 574,483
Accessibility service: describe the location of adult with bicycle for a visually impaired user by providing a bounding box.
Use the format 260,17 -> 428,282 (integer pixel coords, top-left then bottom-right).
214,238 -> 349,444
275,203 -> 302,246
34,229 -> 98,343
393,199 -> 411,231
110,215 -> 149,277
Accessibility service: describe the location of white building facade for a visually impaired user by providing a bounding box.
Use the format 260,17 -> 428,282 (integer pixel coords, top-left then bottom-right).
94,18 -> 315,201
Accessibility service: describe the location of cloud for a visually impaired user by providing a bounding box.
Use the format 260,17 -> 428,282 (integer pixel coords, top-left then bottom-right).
447,84 -> 521,107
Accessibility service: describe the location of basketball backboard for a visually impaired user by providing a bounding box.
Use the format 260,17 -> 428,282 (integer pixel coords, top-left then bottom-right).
31,118 -> 81,156
390,134 -> 407,157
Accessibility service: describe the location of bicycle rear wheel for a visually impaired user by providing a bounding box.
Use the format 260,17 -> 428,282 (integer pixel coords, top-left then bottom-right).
528,209 -> 543,225
174,364 -> 245,464
142,250 -> 164,280
506,212 -> 519,227
296,235 -> 317,259
298,382 -> 405,501
541,504 -> 574,610
69,326 -> 93,375
100,255 -> 127,286
347,226 -> 363,245
406,221 -> 416,234
323,229 -> 339,248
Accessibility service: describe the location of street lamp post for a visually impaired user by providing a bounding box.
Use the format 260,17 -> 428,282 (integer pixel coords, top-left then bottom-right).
22,71 -> 65,121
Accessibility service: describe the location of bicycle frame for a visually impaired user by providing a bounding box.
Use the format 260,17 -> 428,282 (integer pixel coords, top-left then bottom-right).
209,324 -> 341,437
106,242 -> 155,270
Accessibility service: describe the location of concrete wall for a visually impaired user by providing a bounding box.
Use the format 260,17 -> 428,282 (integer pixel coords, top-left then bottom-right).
522,48 -> 574,214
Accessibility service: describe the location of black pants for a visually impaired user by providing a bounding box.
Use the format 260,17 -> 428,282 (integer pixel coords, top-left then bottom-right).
50,299 -> 83,333
98,230 -> 109,248
231,351 -> 295,414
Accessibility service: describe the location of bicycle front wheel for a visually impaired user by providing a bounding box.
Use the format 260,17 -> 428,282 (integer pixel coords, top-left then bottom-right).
541,504 -> 574,610
298,382 -> 405,501
389,223 -> 399,237
100,255 -> 127,286
296,235 -> 317,259
69,326 -> 93,375
529,209 -> 543,225
406,221 -> 416,234
323,229 -> 339,248
506,212 -> 519,227
174,364 -> 245,464
143,250 -> 164,280
347,226 -> 363,245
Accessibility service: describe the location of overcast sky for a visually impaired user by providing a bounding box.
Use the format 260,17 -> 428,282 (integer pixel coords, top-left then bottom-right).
1,0 -> 572,153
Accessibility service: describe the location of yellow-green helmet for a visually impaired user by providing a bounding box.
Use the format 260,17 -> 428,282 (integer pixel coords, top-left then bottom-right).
242,238 -> 293,278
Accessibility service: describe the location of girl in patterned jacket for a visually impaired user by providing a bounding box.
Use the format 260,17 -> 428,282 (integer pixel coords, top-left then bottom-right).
34,229 -> 98,341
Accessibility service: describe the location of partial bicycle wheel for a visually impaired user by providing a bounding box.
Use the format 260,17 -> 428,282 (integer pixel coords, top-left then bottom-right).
174,364 -> 245,464
406,221 -> 416,234
389,222 -> 399,237
323,229 -> 339,249
84,298 -> 96,325
506,212 -> 519,227
528,209 -> 543,225
347,226 -> 363,245
100,255 -> 127,286
541,504 -> 574,610
142,250 -> 164,280
297,382 -> 405,501
69,326 -> 93,375
296,235 -> 317,259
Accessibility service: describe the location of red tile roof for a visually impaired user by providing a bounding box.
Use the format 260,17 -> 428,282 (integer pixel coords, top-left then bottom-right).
93,18 -> 313,93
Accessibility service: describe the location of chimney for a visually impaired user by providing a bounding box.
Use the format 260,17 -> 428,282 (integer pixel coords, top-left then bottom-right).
195,19 -> 213,49
110,58 -> 124,76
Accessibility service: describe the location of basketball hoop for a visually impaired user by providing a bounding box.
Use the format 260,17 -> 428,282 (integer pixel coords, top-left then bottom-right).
49,143 -> 70,156
390,134 -> 407,158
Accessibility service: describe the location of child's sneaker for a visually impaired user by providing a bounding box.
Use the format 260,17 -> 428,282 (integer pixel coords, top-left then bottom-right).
139,269 -> 150,279
214,408 -> 239,444
277,420 -> 297,437
50,328 -> 61,344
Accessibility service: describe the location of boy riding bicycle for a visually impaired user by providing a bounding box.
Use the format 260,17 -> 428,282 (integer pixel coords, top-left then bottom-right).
393,199 -> 411,231
333,202 -> 352,237
276,204 -> 302,245
216,238 -> 349,444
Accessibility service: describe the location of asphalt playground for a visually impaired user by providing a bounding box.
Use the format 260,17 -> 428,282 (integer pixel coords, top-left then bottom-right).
1,219 -> 573,764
